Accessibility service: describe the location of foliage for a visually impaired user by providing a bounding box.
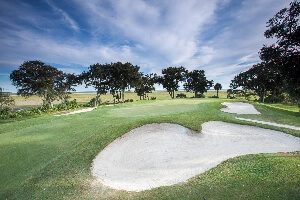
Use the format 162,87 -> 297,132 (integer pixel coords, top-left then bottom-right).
231,62 -> 283,102
83,63 -> 110,106
214,83 -> 222,98
176,93 -> 187,98
0,87 -> 14,108
0,99 -> 80,119
159,66 -> 187,98
109,62 -> 141,102
262,1 -> 300,102
55,73 -> 79,103
84,62 -> 141,105
10,61 -> 77,107
232,1 -> 300,104
184,70 -> 213,97
135,73 -> 157,100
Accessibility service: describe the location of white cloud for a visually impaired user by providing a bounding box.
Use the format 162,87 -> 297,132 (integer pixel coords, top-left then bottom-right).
0,0 -> 294,91
74,0 -> 220,65
46,0 -> 80,32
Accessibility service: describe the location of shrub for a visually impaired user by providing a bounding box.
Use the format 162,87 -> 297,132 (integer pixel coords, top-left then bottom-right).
195,94 -> 205,98
125,99 -> 134,103
176,93 -> 187,98
150,97 -> 156,100
0,107 -> 12,119
210,95 -> 219,98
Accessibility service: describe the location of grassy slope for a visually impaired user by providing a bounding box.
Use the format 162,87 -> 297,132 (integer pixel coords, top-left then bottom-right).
0,98 -> 299,199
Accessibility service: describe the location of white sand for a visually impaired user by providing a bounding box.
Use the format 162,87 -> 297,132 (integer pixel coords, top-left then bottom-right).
54,107 -> 95,116
221,102 -> 261,114
236,117 -> 300,131
91,122 -> 300,191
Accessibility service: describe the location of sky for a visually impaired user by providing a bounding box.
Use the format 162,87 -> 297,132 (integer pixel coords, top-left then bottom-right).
0,0 -> 292,92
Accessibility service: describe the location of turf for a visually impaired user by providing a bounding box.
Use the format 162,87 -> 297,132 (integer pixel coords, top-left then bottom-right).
0,98 -> 299,199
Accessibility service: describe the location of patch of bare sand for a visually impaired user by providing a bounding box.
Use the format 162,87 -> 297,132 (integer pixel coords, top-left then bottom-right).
91,122 -> 300,191
221,102 -> 261,114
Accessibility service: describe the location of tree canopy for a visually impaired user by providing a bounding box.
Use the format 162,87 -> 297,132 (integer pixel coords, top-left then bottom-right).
84,62 -> 141,104
184,70 -> 213,97
231,1 -> 300,103
135,73 -> 157,100
10,61 -> 71,106
214,83 -> 222,97
159,66 -> 187,99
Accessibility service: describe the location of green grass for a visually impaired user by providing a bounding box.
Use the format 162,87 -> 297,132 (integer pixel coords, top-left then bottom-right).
258,103 -> 299,113
0,98 -> 299,199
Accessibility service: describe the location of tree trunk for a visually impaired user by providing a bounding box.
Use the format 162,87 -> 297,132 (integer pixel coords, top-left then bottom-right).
95,94 -> 100,107
262,88 -> 265,103
217,90 -> 219,97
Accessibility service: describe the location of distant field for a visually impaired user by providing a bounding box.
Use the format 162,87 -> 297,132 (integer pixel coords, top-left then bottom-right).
12,90 -> 228,107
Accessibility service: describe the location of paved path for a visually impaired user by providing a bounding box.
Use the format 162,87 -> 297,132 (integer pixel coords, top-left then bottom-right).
236,117 -> 300,131
54,107 -> 96,116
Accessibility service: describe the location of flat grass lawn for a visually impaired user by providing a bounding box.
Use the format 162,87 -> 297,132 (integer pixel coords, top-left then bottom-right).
0,98 -> 299,199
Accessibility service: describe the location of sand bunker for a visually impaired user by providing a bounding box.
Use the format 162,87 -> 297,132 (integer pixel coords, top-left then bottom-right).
221,102 -> 261,114
54,107 -> 95,116
91,122 -> 300,191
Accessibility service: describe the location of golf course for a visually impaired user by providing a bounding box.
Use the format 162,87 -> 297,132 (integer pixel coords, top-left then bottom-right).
1,92 -> 299,199
1,1 -> 300,199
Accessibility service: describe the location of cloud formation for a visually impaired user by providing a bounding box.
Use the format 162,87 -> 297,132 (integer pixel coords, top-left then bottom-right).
0,0 -> 293,91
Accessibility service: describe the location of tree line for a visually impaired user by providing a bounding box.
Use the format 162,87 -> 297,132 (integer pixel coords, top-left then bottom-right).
9,61 -> 221,107
230,1 -> 300,104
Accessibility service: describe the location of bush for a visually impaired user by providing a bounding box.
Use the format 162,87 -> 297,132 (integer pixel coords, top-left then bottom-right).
88,97 -> 99,107
125,99 -> 134,103
150,97 -> 156,100
176,93 -> 187,98
195,93 -> 205,98
210,95 -> 219,98
0,99 -> 83,120
0,107 -> 12,119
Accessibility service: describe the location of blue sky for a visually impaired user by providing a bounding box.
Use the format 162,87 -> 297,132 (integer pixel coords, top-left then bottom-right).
0,0 -> 292,92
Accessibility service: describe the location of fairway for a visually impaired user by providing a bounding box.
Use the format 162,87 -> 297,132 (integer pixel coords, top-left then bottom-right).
1,98 -> 299,199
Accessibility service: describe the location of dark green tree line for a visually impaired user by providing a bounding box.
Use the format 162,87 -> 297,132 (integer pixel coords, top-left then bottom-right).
231,1 -> 300,104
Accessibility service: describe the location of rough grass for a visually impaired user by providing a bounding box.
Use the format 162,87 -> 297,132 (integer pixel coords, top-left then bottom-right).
0,97 -> 299,199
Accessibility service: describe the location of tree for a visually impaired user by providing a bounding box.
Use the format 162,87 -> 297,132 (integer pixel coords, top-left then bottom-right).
135,73 -> 157,100
184,69 -> 213,97
160,66 -> 187,99
55,73 -> 79,103
214,83 -> 222,98
230,62 -> 283,102
109,62 -> 140,102
0,87 -> 14,109
83,62 -> 141,105
261,0 -> 300,102
10,61 -> 65,107
83,63 -> 110,106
